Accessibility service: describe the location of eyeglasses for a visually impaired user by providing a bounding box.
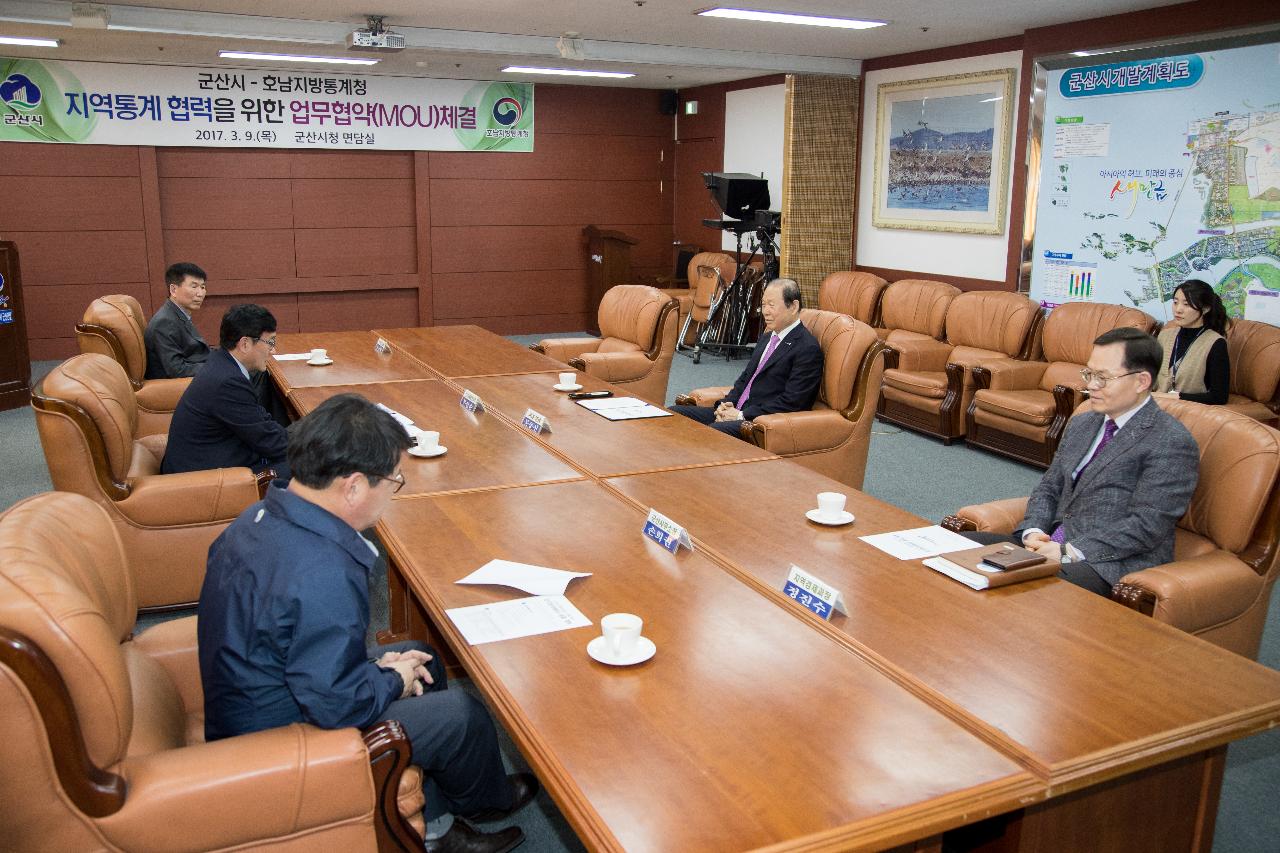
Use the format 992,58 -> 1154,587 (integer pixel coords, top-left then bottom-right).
253,336 -> 277,350
368,472 -> 406,494
1080,368 -> 1141,388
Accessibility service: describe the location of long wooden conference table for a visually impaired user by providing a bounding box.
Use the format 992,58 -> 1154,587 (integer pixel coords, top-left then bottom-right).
270,326 -> 1280,853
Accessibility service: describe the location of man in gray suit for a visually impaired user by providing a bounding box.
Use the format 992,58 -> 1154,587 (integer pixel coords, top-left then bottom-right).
144,261 -> 211,379
967,327 -> 1199,594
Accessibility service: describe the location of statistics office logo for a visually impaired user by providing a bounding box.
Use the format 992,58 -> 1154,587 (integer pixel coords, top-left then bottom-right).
0,73 -> 42,112
492,97 -> 522,127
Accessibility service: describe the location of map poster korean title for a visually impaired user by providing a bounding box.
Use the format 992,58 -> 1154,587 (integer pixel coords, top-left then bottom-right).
1027,41 -> 1279,327
0,57 -> 533,152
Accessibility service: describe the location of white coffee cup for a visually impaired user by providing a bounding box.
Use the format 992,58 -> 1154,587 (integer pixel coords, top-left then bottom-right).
416,430 -> 440,452
559,371 -> 577,387
310,348 -> 328,362
600,613 -> 642,660
817,491 -> 847,519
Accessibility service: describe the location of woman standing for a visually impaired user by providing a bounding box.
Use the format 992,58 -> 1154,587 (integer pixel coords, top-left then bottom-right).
1154,279 -> 1231,404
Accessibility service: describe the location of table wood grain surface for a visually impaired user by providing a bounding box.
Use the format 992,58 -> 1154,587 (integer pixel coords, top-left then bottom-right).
377,325 -> 569,378
269,331 -> 436,391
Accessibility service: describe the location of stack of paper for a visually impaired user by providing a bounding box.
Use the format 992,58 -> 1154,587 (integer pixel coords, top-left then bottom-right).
447,560 -> 594,646
273,353 -> 314,361
858,525 -> 979,560
375,402 -> 415,429
576,396 -> 673,421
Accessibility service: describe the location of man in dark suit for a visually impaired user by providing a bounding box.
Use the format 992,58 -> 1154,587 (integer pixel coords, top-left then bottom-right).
672,278 -> 823,437
162,304 -> 290,480
144,261 -> 210,379
965,327 -> 1200,594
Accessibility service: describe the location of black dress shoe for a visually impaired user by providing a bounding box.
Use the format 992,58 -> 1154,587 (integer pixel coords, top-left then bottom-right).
424,818 -> 523,853
463,773 -> 540,823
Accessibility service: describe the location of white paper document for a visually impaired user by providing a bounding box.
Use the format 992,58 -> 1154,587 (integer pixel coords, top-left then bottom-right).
859,525 -> 979,560
576,396 -> 673,421
273,353 -> 314,361
456,559 -> 591,597
446,595 -> 592,646
375,402 -> 415,428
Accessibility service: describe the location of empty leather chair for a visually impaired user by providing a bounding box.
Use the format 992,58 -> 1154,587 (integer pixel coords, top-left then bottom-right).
30,354 -> 266,610
966,302 -> 1156,466
76,295 -> 190,435
818,271 -> 888,326
880,290 -> 1040,443
945,400 -> 1280,659
533,285 -> 679,405
675,310 -> 887,489
873,278 -> 959,344
1224,318 -> 1280,425
0,491 -> 426,851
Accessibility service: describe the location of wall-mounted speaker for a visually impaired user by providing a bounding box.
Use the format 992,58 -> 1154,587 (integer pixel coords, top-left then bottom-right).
659,90 -> 678,116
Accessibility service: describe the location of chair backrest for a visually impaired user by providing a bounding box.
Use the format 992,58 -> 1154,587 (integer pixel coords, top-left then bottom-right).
1226,318 -> 1280,404
943,291 -> 1040,357
878,279 -> 959,339
1038,302 -> 1156,391
77,295 -> 149,385
817,271 -> 888,325
687,252 -> 737,315
33,354 -> 139,490
1159,399 -> 1280,567
597,285 -> 675,355
800,309 -> 881,413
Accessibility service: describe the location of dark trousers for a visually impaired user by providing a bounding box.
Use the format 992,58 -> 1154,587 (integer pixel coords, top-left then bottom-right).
374,641 -> 514,820
670,403 -> 748,438
960,531 -> 1112,596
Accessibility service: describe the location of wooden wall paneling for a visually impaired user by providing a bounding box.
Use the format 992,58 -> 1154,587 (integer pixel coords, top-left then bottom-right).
290,179 -> 415,228
156,148 -> 293,179
672,138 -> 723,250
430,179 -> 666,227
289,149 -> 413,180
0,231 -> 148,287
430,134 -> 668,181
297,289 -> 420,332
138,147 -> 168,314
163,228 -> 296,282
294,227 -> 416,278
413,151 -> 431,326
0,177 -> 145,232
533,84 -> 672,137
198,292 -> 300,339
0,143 -> 140,177
432,269 -> 591,320
157,176 -> 293,230
431,223 -> 670,274
210,273 -> 419,296
23,281 -> 151,342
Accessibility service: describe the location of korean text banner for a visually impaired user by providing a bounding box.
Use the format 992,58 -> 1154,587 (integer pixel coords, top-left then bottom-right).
0,57 -> 534,152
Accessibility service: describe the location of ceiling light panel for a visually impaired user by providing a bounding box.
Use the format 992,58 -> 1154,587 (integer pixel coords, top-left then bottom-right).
502,66 -> 634,79
697,8 -> 885,29
218,50 -> 378,66
0,34 -> 60,47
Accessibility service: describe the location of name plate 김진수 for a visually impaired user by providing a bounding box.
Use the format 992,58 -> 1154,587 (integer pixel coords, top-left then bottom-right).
783,565 -> 846,620
460,389 -> 485,414
642,508 -> 693,554
521,408 -> 550,435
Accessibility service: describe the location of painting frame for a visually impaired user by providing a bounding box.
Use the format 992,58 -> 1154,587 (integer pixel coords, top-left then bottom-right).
872,69 -> 1016,235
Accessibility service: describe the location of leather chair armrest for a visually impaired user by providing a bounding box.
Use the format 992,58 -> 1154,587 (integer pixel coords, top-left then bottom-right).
117,467 -> 261,526
135,378 -> 191,413
747,410 -> 854,455
977,358 -> 1048,391
891,337 -> 953,373
577,350 -> 653,383
1112,550 -> 1265,633
102,724 -> 377,850
675,386 -> 732,407
535,338 -> 602,363
131,616 -> 202,716
943,497 -> 1029,535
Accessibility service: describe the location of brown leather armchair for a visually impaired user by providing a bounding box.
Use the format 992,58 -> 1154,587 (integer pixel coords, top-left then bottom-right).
966,302 -> 1156,466
944,400 -> 1280,659
817,271 -> 888,326
873,278 -> 958,343
31,354 -> 267,611
879,290 -> 1040,443
0,491 -> 426,852
76,295 -> 191,436
1225,318 -> 1280,425
675,310 -> 887,489
532,284 -> 679,405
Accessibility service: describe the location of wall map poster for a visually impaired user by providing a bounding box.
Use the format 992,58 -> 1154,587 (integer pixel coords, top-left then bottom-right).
1027,41 -> 1280,326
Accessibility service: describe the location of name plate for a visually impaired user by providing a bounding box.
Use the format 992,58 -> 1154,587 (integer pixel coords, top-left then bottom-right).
783,565 -> 846,620
642,508 -> 693,553
460,389 -> 485,414
521,408 -> 550,434
374,337 -> 392,354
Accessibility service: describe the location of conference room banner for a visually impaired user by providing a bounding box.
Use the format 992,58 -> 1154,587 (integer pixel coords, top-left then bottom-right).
0,57 -> 534,151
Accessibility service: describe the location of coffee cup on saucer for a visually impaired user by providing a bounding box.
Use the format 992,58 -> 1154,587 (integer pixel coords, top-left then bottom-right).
308,348 -> 330,365
408,429 -> 446,458
806,491 -> 854,526
555,371 -> 581,391
588,613 -> 656,666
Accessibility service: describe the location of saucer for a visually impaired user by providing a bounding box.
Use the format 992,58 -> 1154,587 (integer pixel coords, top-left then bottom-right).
806,508 -> 855,526
553,382 -> 583,392
587,635 -> 656,666
307,357 -> 334,366
408,445 -> 447,458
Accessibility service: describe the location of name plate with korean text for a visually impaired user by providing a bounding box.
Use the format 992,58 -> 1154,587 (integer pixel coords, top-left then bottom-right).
783,565 -> 846,620
642,508 -> 693,554
374,337 -> 392,354
460,389 -> 485,414
521,409 -> 550,435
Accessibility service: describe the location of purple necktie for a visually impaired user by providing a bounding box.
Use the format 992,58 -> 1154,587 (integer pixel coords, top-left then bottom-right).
1051,418 -> 1118,543
737,333 -> 781,410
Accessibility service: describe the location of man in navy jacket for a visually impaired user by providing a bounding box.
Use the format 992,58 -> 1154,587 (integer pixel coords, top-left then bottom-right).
672,278 -> 824,437
162,304 -> 290,479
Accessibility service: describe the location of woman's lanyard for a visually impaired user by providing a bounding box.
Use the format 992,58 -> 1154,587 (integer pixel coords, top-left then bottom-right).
1169,327 -> 1205,379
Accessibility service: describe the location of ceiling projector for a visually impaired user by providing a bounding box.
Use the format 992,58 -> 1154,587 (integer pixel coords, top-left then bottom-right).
347,16 -> 405,52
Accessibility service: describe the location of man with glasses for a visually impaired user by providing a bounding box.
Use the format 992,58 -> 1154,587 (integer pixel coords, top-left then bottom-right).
964,327 -> 1199,594
162,303 -> 292,480
199,394 -> 535,853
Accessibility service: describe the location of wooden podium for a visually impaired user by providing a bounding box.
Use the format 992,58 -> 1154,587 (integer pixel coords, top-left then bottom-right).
583,226 -> 637,336
0,242 -> 31,412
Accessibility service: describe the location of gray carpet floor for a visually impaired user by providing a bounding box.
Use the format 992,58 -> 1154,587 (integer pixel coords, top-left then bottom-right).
9,342 -> 1277,852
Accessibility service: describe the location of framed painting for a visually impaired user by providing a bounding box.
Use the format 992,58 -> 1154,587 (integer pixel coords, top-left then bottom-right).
872,69 -> 1016,234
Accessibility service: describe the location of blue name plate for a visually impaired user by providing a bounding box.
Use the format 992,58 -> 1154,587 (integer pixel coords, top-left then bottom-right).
783,565 -> 846,620
460,389 -> 484,414
642,508 -> 692,553
521,408 -> 549,435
